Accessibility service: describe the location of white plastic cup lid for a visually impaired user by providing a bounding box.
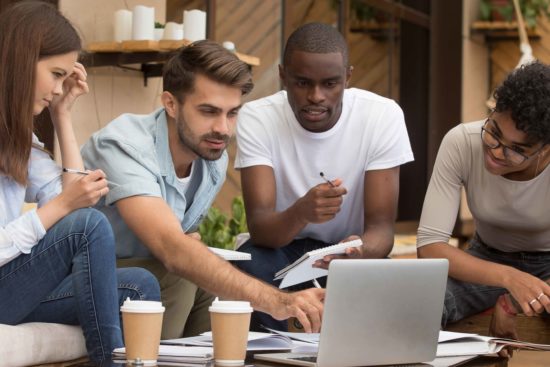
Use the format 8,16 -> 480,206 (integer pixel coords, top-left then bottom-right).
120,298 -> 165,313
208,299 -> 253,313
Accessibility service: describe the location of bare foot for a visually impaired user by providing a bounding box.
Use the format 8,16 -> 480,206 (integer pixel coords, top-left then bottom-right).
490,294 -> 519,358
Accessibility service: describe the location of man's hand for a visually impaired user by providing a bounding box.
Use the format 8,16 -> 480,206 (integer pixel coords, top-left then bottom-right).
269,288 -> 325,333
313,235 -> 365,270
295,179 -> 347,224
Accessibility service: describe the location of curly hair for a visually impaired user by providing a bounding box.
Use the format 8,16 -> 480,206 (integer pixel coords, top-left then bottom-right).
493,61 -> 550,145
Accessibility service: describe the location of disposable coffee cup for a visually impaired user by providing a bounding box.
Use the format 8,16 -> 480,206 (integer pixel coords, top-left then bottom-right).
209,299 -> 253,366
120,298 -> 165,365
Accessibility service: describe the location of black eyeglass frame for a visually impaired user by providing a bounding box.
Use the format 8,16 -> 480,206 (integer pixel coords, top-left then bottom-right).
480,118 -> 545,166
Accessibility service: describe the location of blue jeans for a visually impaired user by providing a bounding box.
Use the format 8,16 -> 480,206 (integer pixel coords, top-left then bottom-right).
236,237 -> 328,331
0,209 -> 160,363
442,234 -> 550,327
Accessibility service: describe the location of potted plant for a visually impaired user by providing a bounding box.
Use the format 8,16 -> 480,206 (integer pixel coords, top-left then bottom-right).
479,0 -> 550,27
154,21 -> 164,40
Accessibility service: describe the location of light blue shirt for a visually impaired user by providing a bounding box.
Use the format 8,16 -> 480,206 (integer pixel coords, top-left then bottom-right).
0,135 -> 61,267
81,108 -> 227,258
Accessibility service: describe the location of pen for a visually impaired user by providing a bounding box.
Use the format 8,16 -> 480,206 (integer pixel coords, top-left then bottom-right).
319,172 -> 335,187
312,278 -> 322,289
62,168 -> 120,187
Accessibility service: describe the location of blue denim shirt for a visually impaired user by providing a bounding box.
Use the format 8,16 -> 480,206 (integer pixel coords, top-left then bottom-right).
81,108 -> 227,258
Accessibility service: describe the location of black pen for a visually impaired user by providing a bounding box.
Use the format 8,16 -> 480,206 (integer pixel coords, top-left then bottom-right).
319,172 -> 335,187
62,168 -> 120,187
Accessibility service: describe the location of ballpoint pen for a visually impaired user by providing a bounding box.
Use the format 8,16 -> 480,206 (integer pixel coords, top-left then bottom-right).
62,168 -> 120,187
312,278 -> 322,289
319,172 -> 335,187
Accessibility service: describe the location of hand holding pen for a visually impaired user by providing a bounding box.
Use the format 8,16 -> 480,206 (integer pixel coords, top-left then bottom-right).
294,172 -> 347,225
63,168 -> 120,187
56,168 -> 111,210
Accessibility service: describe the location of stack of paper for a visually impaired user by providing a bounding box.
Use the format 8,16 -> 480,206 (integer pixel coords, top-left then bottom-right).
163,331 -> 304,352
437,331 -> 550,357
112,345 -> 213,365
274,239 -> 363,288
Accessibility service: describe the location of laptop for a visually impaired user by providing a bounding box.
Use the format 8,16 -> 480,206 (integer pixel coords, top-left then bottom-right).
255,259 -> 448,367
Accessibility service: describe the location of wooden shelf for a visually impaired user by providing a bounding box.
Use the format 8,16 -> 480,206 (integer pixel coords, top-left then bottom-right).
80,40 -> 260,86
471,21 -> 541,41
84,40 -> 260,66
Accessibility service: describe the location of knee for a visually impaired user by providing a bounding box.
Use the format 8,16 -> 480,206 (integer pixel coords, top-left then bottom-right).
119,267 -> 161,301
72,208 -> 114,245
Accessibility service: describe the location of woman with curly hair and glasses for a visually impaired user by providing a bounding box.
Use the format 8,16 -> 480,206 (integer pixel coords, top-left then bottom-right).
0,2 -> 160,363
417,61 -> 550,349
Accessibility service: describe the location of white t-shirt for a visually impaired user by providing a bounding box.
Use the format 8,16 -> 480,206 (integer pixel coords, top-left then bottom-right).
235,88 -> 414,244
417,120 -> 550,252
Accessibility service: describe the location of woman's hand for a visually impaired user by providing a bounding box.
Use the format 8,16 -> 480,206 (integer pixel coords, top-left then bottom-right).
49,62 -> 89,120
58,170 -> 109,211
503,269 -> 550,316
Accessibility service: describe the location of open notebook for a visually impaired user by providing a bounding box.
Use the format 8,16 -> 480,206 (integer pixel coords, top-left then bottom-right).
274,239 -> 362,288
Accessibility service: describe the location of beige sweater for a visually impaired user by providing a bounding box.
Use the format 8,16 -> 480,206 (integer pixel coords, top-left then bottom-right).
417,120 -> 550,252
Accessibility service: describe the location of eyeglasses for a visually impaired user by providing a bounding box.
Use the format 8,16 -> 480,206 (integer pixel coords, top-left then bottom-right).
481,119 -> 543,165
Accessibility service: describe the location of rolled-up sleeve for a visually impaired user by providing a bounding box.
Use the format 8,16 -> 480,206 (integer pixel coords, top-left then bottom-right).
1,136 -> 57,266
82,133 -> 162,206
0,209 -> 46,266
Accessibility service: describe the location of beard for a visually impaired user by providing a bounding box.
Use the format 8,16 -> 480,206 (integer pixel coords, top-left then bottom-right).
176,115 -> 230,161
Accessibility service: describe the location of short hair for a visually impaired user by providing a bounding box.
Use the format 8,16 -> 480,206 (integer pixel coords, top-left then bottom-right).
0,1 -> 81,184
283,22 -> 348,67
494,61 -> 550,145
163,40 -> 253,101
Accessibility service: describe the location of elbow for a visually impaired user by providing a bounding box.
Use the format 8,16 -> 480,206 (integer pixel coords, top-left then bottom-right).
417,246 -> 430,258
162,256 -> 178,274
417,243 -> 443,259
248,230 -> 284,249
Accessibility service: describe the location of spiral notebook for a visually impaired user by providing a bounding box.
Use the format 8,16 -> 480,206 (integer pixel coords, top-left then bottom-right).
274,239 -> 362,288
208,247 -> 251,261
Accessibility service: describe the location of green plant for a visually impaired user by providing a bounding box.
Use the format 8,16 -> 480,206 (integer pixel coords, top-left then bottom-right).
154,21 -> 165,29
199,196 -> 248,250
330,0 -> 379,22
479,0 -> 550,27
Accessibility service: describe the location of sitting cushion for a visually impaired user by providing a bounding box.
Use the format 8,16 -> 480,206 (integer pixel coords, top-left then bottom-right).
0,323 -> 86,366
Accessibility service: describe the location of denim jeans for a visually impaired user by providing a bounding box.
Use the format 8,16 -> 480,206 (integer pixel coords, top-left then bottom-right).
442,234 -> 550,327
236,237 -> 328,331
0,208 -> 160,364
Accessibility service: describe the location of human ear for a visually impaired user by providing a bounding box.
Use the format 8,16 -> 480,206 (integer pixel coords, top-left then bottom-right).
278,64 -> 287,88
345,66 -> 353,87
161,91 -> 178,118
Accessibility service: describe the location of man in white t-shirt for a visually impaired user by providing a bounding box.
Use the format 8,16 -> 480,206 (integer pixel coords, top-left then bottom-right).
234,22 -> 414,330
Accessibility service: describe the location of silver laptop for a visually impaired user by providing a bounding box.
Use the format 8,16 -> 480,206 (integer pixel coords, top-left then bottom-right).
255,259 -> 448,367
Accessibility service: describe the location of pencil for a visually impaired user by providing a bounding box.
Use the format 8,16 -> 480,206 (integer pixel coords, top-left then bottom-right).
312,278 -> 322,289
62,168 -> 120,187
319,172 -> 335,187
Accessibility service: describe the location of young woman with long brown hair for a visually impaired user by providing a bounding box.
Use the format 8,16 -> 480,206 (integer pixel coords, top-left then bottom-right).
0,2 -> 160,363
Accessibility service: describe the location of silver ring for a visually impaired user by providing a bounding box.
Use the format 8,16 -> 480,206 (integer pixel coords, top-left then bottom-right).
537,292 -> 545,301
529,298 -> 538,305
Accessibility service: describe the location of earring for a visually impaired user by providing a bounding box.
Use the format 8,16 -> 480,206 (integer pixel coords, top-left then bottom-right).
534,154 -> 541,179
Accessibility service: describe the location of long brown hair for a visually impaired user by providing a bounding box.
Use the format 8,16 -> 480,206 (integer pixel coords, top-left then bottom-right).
0,1 -> 81,185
